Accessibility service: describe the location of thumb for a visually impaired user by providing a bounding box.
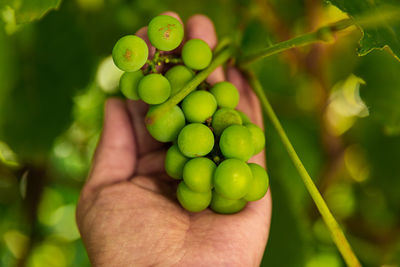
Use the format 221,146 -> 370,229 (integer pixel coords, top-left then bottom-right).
84,98 -> 138,196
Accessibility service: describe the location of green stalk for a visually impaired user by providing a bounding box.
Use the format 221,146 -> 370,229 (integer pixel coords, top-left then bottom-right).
246,71 -> 361,267
145,47 -> 233,124
239,19 -> 353,67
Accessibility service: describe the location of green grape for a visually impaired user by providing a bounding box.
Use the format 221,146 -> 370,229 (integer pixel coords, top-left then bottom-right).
213,158 -> 252,200
138,73 -> 171,104
211,108 -> 242,136
219,125 -> 254,161
178,123 -> 214,157
177,182 -> 212,212
245,123 -> 265,155
145,105 -> 185,142
119,71 -> 143,100
182,90 -> 217,123
244,163 -> 269,201
183,157 -> 216,192
112,35 -> 148,72
210,191 -> 247,214
165,65 -> 194,96
237,111 -> 251,124
182,39 -> 212,70
148,15 -> 184,51
165,144 -> 189,179
210,81 -> 239,109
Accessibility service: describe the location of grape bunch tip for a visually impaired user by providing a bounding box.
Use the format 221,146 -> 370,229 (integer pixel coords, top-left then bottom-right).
112,14 -> 269,214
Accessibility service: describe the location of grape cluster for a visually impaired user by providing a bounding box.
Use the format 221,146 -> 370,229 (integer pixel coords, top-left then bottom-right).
112,15 -> 269,214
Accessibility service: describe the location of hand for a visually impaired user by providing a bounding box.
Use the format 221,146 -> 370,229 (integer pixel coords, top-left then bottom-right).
76,12 -> 272,267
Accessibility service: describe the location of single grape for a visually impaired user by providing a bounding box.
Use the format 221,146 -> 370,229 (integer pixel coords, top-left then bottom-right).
112,35 -> 148,72
213,158 -> 252,200
219,125 -> 254,161
138,73 -> 171,104
183,157 -> 216,192
145,105 -> 185,142
119,71 -> 143,100
182,90 -> 217,123
244,163 -> 269,201
211,108 -> 242,136
237,111 -> 251,124
210,191 -> 247,214
165,65 -> 194,95
178,123 -> 214,157
245,123 -> 265,155
210,81 -> 239,109
148,15 -> 184,51
182,39 -> 212,70
177,182 -> 212,212
165,144 -> 189,179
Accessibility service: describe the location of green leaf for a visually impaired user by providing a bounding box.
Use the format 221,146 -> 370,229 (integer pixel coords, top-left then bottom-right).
328,0 -> 400,61
356,50 -> 400,135
0,6 -> 94,161
6,0 -> 62,24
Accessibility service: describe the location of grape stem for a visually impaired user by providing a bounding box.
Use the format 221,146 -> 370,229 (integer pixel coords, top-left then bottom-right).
145,47 -> 233,125
238,19 -> 354,67
245,71 -> 361,267
239,6 -> 400,66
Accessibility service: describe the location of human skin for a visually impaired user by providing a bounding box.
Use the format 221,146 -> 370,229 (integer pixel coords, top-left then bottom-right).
76,12 -> 272,267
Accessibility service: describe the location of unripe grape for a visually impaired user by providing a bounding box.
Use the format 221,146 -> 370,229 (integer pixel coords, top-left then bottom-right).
210,191 -> 247,214
183,157 -> 216,192
178,123 -> 214,158
245,123 -> 265,155
211,108 -> 242,136
182,39 -> 212,70
145,105 -> 185,142
138,73 -> 171,104
244,163 -> 269,201
177,182 -> 212,212
165,144 -> 189,179
237,111 -> 251,124
182,90 -> 217,123
112,35 -> 148,72
213,159 -> 252,200
210,81 -> 239,109
220,125 -> 254,161
148,15 -> 184,51
165,65 -> 194,95
119,71 -> 143,100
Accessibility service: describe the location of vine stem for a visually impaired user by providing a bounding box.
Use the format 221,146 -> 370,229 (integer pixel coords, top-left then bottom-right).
145,47 -> 233,124
246,71 -> 361,267
239,19 -> 353,67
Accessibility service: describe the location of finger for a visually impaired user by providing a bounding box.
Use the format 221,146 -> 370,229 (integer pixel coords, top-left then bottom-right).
161,11 -> 183,24
126,100 -> 164,156
207,67 -> 225,85
186,14 -> 225,84
85,98 -> 137,195
186,14 -> 217,49
226,67 -> 266,167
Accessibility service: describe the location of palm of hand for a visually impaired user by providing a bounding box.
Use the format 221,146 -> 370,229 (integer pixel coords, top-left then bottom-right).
79,175 -> 269,266
77,12 -> 271,267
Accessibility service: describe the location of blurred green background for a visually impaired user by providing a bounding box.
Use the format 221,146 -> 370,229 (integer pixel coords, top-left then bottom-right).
1,0 -> 400,266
